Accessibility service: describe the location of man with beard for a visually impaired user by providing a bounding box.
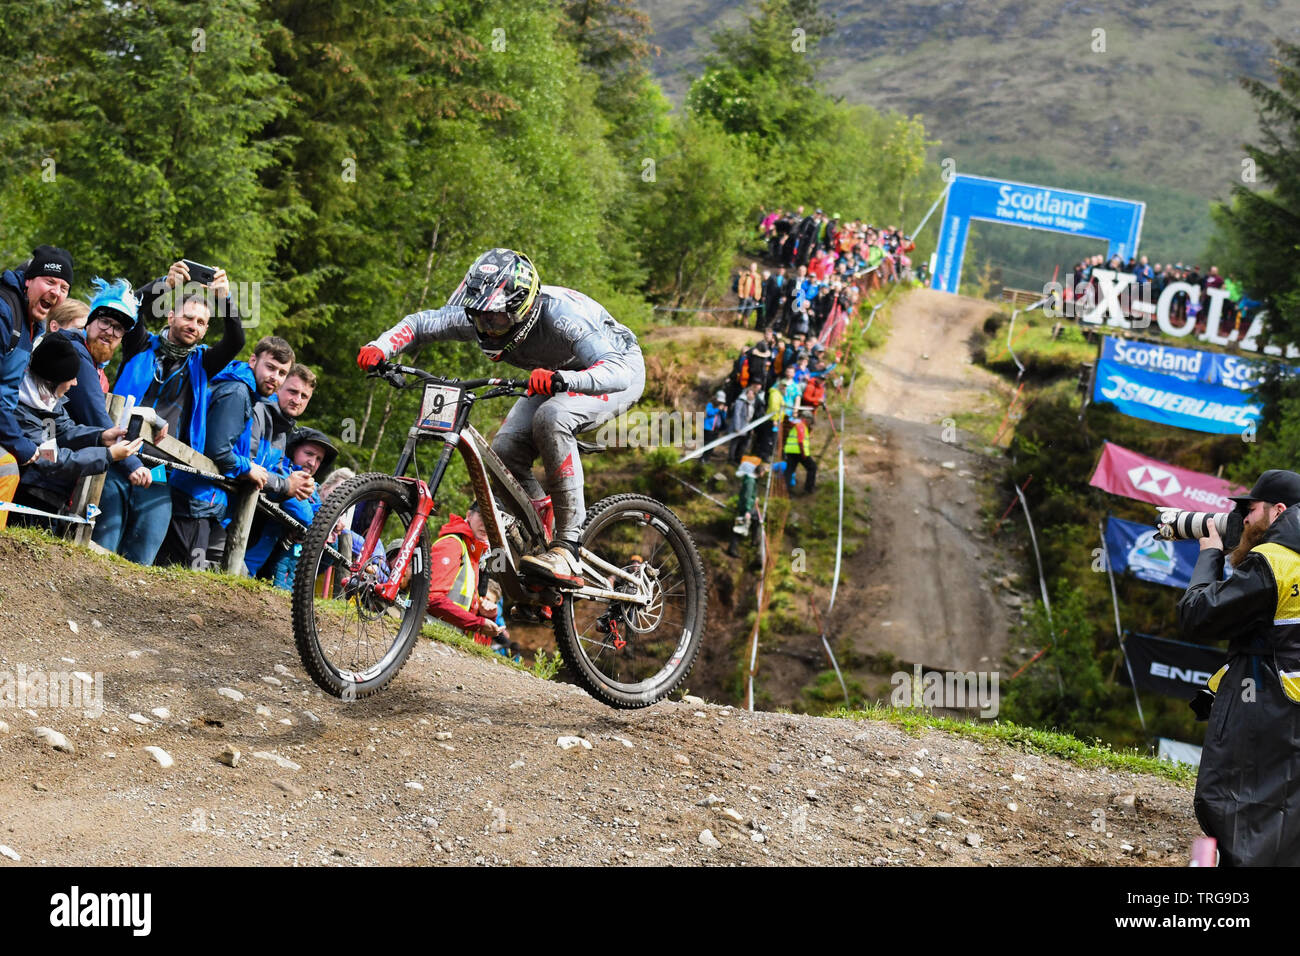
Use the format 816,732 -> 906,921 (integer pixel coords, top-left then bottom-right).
94,260 -> 245,564
53,278 -> 156,498
0,245 -> 73,527
1178,469 -> 1300,865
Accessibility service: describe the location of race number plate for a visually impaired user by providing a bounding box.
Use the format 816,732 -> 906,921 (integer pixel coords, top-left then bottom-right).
418,383 -> 462,432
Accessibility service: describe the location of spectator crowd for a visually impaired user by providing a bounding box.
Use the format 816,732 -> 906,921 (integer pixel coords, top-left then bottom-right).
705,201 -> 897,559
1065,253 -> 1259,335
0,245 -> 340,593
729,205 -> 921,342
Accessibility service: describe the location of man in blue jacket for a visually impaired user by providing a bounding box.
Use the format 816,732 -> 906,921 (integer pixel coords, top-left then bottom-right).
254,426 -> 338,587
0,246 -> 74,526
166,335 -> 294,568
93,260 -> 245,564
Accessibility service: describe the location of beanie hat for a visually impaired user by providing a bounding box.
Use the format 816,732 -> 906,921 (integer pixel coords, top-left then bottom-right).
30,333 -> 81,384
87,277 -> 139,332
27,245 -> 74,286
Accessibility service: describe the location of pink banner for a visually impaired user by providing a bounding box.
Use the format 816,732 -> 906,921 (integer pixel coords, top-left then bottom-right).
1089,440 -> 1248,511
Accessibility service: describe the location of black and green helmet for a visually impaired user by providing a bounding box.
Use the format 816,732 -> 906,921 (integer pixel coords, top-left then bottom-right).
447,248 -> 542,360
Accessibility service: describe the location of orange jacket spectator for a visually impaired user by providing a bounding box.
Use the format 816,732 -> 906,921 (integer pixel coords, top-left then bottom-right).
427,511 -> 498,639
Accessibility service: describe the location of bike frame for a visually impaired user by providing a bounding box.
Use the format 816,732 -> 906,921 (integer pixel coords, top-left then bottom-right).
354,367 -> 650,612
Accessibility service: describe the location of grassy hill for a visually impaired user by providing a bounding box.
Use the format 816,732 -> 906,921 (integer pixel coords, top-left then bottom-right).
641,0 -> 1297,271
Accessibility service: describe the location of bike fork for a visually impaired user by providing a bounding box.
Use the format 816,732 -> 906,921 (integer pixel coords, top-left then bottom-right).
378,480 -> 436,602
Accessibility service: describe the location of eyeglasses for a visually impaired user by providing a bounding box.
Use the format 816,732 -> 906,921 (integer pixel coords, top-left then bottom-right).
91,317 -> 127,340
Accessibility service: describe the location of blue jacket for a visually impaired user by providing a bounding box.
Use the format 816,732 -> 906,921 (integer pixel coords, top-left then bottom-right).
114,334 -> 213,504
190,360 -> 282,520
0,268 -> 41,461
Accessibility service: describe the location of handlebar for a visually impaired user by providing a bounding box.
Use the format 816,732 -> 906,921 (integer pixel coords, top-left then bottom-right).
369,360 -> 527,393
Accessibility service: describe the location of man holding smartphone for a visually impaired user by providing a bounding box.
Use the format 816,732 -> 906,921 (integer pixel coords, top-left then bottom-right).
93,259 -> 245,565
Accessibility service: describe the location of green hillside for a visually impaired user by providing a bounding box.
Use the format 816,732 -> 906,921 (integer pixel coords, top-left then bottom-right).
641,0 -> 1295,274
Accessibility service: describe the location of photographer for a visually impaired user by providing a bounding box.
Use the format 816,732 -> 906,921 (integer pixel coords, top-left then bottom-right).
1176,469 -> 1300,866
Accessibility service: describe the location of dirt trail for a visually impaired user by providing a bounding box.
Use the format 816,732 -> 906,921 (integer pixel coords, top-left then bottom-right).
851,289 -> 1016,672
0,533 -> 1197,866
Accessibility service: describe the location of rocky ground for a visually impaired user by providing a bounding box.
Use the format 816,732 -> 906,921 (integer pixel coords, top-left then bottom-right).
0,533 -> 1199,866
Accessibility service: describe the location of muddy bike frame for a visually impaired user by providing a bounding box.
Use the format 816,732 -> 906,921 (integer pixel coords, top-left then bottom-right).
357,362 -> 652,613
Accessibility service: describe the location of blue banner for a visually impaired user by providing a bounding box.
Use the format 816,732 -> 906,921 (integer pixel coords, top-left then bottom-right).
1094,345 -> 1261,434
932,174 -> 1144,293
1104,516 -> 1201,589
1101,336 -> 1276,392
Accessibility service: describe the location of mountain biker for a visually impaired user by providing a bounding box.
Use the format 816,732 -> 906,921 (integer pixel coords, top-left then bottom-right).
357,248 -> 645,589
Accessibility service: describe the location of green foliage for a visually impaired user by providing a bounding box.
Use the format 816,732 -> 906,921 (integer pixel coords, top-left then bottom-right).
0,0 -> 292,305
1210,40 -> 1300,345
530,648 -> 563,681
632,114 -> 759,303
0,0 -> 939,487
1000,581 -> 1109,737
685,0 -> 942,266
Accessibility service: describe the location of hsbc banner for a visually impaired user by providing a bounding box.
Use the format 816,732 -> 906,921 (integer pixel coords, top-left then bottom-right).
1104,516 -> 1200,589
1089,440 -> 1248,510
1094,341 -> 1262,434
1102,336 -> 1277,392
1119,632 -> 1226,700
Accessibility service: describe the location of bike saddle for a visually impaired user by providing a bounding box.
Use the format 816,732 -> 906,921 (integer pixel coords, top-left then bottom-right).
576,439 -> 607,455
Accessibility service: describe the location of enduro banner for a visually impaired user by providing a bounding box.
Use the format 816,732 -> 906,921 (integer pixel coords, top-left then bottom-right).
1089,440 -> 1248,510
1100,335 -> 1279,392
1118,632 -> 1226,700
1104,515 -> 1200,589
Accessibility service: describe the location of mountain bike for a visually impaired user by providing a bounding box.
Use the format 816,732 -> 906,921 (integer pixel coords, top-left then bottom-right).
290,361 -> 708,709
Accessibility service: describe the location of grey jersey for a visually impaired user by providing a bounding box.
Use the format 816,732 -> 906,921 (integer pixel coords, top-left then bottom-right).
370,285 -> 641,395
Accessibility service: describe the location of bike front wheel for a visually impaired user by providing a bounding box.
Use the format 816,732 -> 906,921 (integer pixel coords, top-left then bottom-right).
291,473 -> 432,699
554,493 -> 708,709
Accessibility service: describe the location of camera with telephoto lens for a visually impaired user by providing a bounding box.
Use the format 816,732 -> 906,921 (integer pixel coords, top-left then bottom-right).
1155,507 -> 1244,550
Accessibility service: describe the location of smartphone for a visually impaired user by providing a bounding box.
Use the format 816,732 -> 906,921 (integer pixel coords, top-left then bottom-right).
181,259 -> 217,285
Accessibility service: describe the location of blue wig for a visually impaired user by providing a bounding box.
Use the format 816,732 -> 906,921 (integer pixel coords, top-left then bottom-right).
87,277 -> 139,331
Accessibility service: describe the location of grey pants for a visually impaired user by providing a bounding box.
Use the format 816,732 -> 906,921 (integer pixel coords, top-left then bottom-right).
491,351 -> 645,542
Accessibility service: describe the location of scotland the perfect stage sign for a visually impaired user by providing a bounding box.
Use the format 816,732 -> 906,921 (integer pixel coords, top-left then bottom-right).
931,174 -> 1145,294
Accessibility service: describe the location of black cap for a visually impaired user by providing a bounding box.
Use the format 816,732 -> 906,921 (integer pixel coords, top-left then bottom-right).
29,333 -> 81,384
27,245 -> 74,286
1228,470 -> 1300,508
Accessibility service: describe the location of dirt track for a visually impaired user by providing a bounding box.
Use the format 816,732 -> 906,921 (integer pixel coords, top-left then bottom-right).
852,289 -> 1019,671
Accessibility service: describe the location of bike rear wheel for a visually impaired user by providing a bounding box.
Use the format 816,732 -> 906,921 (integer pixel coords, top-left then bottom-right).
291,473 -> 431,699
553,493 -> 708,709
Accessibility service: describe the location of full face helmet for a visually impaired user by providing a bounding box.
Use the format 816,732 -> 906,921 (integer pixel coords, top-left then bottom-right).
447,248 -> 542,361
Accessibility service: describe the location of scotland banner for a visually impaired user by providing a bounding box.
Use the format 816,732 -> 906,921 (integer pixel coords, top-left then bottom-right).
1101,335 -> 1278,391
1104,515 -> 1200,589
1094,338 -> 1262,434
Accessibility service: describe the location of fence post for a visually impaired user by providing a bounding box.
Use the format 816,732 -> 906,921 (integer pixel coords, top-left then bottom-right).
222,484 -> 259,575
69,474 -> 105,546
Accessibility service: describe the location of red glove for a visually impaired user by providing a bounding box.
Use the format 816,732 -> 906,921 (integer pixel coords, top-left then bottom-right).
357,345 -> 384,370
527,369 -> 566,396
